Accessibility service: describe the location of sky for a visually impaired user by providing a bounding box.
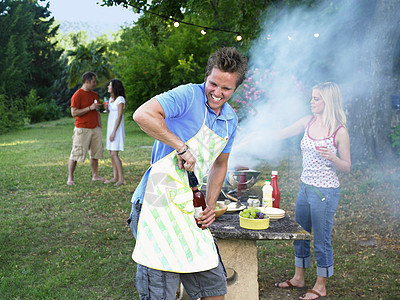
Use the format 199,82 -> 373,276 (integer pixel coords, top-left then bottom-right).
41,0 -> 139,37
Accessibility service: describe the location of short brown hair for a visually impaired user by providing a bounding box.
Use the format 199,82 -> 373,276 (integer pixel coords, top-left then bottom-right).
204,47 -> 247,88
82,71 -> 97,84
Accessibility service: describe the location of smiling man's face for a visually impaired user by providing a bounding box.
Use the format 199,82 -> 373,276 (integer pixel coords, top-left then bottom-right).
204,67 -> 238,116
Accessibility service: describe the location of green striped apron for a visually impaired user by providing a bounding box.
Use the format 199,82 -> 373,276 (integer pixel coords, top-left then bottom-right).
132,109 -> 229,273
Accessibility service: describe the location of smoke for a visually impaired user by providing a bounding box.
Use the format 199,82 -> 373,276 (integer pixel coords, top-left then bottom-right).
229,0 -> 381,169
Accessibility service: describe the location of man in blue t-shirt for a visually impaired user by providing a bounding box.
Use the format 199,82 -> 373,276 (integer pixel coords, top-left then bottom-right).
128,47 -> 247,300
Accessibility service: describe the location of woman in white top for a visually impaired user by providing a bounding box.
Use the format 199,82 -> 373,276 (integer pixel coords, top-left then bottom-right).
274,82 -> 351,300
105,79 -> 126,186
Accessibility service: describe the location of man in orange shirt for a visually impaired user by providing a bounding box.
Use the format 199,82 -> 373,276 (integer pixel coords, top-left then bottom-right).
67,71 -> 105,185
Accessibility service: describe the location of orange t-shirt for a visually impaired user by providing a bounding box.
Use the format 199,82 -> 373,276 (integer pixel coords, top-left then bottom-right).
71,89 -> 99,129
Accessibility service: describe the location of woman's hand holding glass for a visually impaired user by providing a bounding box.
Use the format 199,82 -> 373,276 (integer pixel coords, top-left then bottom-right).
314,137 -> 327,151
314,138 -> 335,161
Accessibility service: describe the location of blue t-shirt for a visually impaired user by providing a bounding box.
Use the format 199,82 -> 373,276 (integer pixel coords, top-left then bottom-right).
131,83 -> 238,204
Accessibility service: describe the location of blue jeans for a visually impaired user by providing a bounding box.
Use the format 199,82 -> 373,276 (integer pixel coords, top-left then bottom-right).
127,202 -> 227,300
294,182 -> 340,278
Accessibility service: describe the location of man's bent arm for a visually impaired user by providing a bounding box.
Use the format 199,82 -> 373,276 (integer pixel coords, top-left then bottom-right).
71,104 -> 95,117
133,98 -> 196,170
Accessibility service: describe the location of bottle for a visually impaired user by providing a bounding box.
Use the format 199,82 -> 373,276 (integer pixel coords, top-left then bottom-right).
262,180 -> 273,207
271,171 -> 281,208
103,96 -> 108,113
94,99 -> 100,111
187,171 -> 206,228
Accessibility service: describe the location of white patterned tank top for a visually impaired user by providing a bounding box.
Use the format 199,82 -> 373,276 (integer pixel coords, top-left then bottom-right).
300,118 -> 343,188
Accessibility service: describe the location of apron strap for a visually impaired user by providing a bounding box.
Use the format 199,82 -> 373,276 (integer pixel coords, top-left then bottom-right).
304,183 -> 326,201
204,105 -> 229,141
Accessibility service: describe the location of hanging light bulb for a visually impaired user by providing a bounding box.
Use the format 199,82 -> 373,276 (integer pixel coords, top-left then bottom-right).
314,33 -> 320,38
236,34 -> 242,41
201,28 -> 207,35
288,35 -> 293,41
174,21 -> 180,28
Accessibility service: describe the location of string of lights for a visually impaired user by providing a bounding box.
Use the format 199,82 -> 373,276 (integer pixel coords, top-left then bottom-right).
132,5 -> 243,41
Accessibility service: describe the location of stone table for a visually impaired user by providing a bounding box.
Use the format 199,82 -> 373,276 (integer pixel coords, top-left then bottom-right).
209,212 -> 310,300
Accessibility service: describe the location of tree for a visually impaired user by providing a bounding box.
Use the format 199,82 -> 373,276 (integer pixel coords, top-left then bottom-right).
102,0 -> 317,49
113,10 -> 244,111
104,0 -> 400,162
66,41 -> 115,89
28,2 -> 63,101
105,0 -> 276,111
52,56 -> 75,114
0,0 -> 64,131
346,0 -> 400,161
101,0 -> 322,112
0,0 -> 62,101
228,0 -> 400,163
101,0 -> 269,48
0,1 -> 32,99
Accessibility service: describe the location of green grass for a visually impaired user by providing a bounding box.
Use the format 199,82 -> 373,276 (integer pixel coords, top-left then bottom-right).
1,115 -> 400,299
0,115 -> 153,299
256,159 -> 400,299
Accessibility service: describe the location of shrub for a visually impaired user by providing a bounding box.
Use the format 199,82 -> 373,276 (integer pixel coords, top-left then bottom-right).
29,100 -> 62,123
389,125 -> 400,156
24,90 -> 62,123
0,94 -> 26,134
229,67 -> 307,122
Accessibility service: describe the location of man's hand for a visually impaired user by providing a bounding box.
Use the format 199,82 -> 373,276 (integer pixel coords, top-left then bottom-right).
177,149 -> 196,171
197,205 -> 216,229
94,100 -> 101,111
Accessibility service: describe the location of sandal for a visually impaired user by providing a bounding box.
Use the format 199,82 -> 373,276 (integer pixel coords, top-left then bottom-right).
274,279 -> 305,289
299,289 -> 326,299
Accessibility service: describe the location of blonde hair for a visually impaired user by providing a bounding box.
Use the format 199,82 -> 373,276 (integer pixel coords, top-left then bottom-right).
312,82 -> 347,130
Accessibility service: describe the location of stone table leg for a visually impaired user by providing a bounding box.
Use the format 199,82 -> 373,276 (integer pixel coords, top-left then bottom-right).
218,239 -> 258,300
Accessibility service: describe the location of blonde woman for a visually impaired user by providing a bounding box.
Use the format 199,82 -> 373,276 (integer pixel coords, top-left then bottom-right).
105,79 -> 126,186
275,82 -> 351,300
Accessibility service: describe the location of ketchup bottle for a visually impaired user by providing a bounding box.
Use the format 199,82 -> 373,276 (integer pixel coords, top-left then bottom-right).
271,171 -> 281,208
187,171 -> 206,228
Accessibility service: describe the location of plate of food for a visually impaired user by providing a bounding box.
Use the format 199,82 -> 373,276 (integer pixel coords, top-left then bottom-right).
225,201 -> 246,213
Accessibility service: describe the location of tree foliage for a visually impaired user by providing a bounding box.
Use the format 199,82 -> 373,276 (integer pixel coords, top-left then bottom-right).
1,0 -> 398,163
101,0 -> 321,112
56,37 -> 118,113
113,16 -> 223,111
104,0 -> 400,163
0,0 -> 63,132
66,42 -> 115,88
104,0 -> 261,111
102,0 -> 317,48
0,0 -> 62,100
0,1 -> 32,99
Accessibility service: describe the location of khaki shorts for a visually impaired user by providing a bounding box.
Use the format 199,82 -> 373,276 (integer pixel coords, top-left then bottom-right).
69,127 -> 103,162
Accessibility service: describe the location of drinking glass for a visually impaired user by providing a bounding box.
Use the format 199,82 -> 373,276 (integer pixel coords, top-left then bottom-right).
314,137 -> 327,151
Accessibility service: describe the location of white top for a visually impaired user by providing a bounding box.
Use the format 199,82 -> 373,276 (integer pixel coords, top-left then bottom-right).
300,123 -> 342,188
106,96 -> 125,151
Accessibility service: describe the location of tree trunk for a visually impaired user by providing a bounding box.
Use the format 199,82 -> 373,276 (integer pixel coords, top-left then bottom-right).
348,0 -> 400,162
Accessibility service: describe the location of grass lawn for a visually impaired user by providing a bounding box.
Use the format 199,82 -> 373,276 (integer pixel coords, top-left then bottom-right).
1,114 -> 399,299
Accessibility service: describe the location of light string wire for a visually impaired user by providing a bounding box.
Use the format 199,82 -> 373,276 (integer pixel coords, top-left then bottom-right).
129,4 -> 243,40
